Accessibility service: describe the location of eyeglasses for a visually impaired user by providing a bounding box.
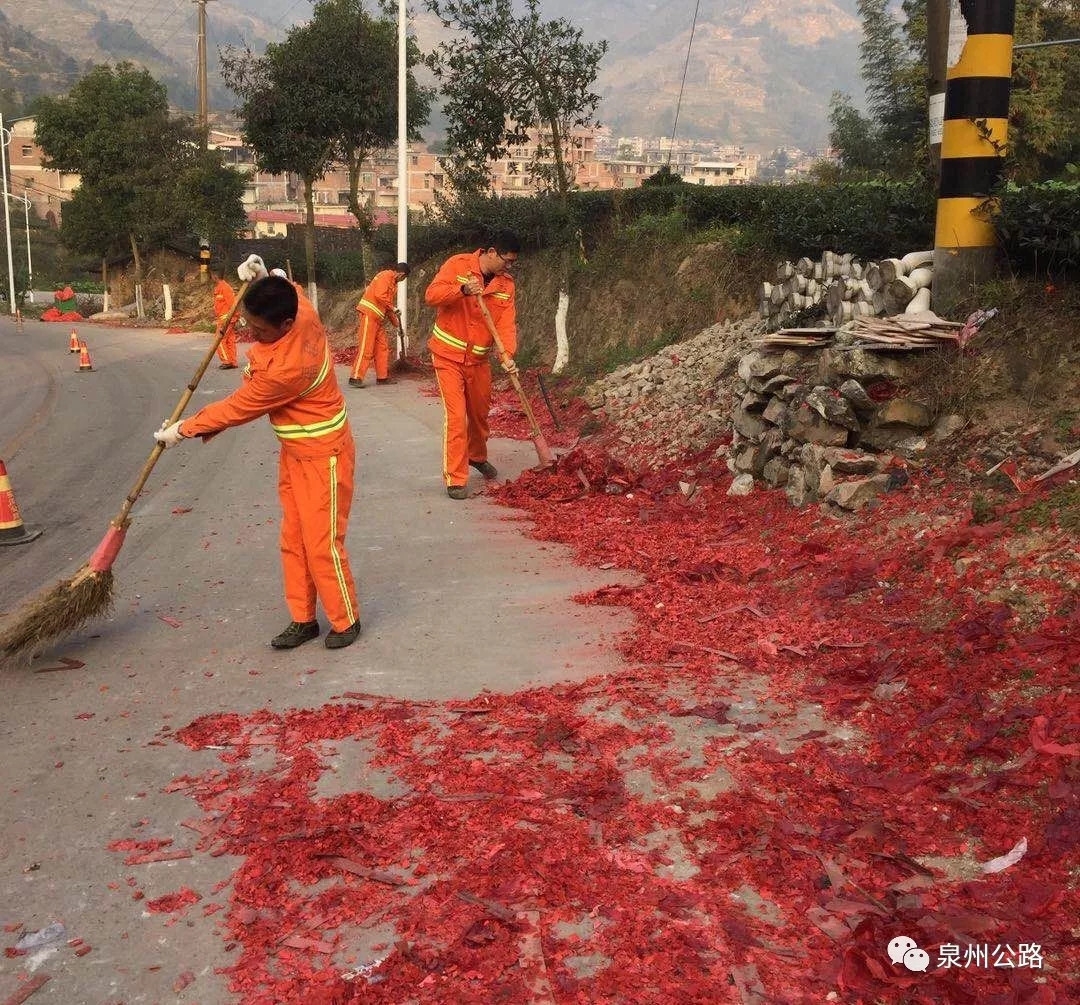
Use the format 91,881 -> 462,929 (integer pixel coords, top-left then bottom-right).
495,252 -> 518,268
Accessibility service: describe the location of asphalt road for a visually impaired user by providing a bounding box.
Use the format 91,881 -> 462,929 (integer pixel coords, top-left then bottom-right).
0,316 -> 631,1003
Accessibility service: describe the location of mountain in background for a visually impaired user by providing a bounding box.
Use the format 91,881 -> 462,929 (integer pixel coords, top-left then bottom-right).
0,8 -> 91,115
1,0 -> 864,150
6,0 -> 287,111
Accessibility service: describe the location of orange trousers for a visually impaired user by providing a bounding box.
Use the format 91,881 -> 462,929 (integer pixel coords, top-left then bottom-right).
432,355 -> 492,487
277,439 -> 359,632
350,311 -> 389,382
216,326 -> 238,367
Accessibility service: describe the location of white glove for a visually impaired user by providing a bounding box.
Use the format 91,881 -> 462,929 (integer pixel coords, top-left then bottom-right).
238,254 -> 268,282
154,420 -> 186,448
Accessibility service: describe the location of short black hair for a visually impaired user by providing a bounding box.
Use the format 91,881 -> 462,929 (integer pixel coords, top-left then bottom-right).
243,276 -> 298,325
395,262 -> 411,276
491,230 -> 521,256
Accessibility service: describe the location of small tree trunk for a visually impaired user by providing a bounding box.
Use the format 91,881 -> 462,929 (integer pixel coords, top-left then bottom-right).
102,258 -> 109,313
345,148 -> 374,284
303,177 -> 317,310
129,234 -> 142,285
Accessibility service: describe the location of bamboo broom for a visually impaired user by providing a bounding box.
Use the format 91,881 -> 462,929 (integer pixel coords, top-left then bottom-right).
475,294 -> 555,470
0,280 -> 252,661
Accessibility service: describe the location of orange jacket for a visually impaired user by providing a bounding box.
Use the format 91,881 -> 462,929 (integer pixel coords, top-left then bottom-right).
213,279 -> 236,329
425,250 -> 516,365
358,270 -> 399,324
181,295 -> 349,458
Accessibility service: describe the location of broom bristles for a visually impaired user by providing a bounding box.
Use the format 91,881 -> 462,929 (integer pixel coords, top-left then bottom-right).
0,567 -> 115,663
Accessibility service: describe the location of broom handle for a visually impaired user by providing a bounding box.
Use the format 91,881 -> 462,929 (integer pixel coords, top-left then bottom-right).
111,280 -> 252,529
475,294 -> 544,439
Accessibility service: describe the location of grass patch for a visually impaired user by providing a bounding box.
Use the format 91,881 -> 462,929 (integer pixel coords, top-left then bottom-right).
570,329 -> 681,384
1013,482 -> 1080,534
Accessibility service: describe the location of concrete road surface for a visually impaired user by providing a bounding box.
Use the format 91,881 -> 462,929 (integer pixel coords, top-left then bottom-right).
0,317 -> 632,1003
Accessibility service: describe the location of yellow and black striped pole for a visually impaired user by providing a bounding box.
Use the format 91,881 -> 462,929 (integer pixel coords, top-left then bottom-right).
933,0 -> 1015,305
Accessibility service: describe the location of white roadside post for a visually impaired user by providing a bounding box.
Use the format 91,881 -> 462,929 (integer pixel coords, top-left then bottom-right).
0,113 -> 17,314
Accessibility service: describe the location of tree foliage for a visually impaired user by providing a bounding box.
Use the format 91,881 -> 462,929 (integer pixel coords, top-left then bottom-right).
34,63 -> 246,276
828,0 -> 1080,182
425,0 -> 608,202
222,0 -> 431,285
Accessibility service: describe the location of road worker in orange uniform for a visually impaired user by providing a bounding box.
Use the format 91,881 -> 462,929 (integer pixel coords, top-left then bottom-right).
425,231 -> 520,500
212,274 -> 240,369
154,276 -> 362,650
349,263 -> 410,388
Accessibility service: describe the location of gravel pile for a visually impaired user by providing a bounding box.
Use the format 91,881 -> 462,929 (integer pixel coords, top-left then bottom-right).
584,316 -> 764,464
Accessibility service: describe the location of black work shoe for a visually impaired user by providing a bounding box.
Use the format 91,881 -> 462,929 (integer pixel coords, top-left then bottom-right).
348,378 -> 365,388
447,485 -> 468,500
375,376 -> 398,385
469,459 -> 498,479
325,620 -> 361,649
218,363 -> 238,370
270,620 -> 320,649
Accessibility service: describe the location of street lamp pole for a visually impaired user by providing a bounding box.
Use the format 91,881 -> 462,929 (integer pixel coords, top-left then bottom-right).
20,194 -> 32,300
396,0 -> 408,350
0,112 -> 17,313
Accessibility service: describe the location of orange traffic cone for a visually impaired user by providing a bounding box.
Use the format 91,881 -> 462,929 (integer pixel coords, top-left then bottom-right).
78,342 -> 94,372
69,329 -> 80,353
0,459 -> 43,546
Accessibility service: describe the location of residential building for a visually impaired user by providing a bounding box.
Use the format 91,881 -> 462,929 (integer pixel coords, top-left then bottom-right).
6,118 -> 80,226
685,160 -> 753,186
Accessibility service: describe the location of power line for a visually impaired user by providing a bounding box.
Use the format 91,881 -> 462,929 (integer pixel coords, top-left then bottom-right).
667,0 -> 702,168
273,0 -> 312,29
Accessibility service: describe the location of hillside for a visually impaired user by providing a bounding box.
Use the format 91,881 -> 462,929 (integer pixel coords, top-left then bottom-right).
3,0 -> 863,149
4,0 -> 285,110
0,9 -> 89,115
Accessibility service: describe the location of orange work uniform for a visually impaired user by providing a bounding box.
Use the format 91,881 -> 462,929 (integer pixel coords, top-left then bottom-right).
180,297 -> 359,632
425,251 -> 516,488
350,270 -> 400,383
213,279 -> 239,367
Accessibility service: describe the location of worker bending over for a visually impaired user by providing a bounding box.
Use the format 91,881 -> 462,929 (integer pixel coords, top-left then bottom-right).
154,275 -> 361,650
212,273 -> 239,369
349,263 -> 410,388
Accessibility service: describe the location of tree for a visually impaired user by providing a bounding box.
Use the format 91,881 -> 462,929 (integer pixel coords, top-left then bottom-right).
425,0 -> 607,202
296,0 -> 431,278
35,63 -> 246,283
221,38 -> 337,294
222,0 -> 432,292
827,0 -> 1080,183
426,0 -> 607,372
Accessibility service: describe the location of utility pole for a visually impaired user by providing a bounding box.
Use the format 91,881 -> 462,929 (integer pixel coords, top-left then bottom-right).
933,0 -> 1016,309
926,0 -> 950,180
196,0 -> 212,284
195,0 -> 211,141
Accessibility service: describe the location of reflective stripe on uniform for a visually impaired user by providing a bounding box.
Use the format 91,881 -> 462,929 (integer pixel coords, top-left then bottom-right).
358,298 -> 384,318
298,346 -> 331,399
272,405 -> 348,440
433,324 -> 489,355
327,454 -> 356,625
489,292 -> 511,301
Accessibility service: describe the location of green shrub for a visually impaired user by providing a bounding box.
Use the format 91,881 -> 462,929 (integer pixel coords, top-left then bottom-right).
996,182 -> 1080,273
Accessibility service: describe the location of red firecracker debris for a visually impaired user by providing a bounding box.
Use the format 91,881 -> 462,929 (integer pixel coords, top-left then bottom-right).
108,424 -> 1080,1003
146,888 -> 201,914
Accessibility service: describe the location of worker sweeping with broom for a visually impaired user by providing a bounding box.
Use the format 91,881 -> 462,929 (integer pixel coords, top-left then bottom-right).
426,231 -> 520,500
155,271 -> 362,651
